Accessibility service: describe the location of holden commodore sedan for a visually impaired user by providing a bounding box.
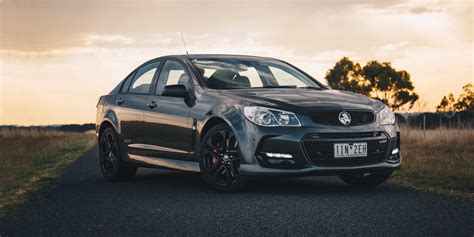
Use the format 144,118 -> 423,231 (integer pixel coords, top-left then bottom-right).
96,54 -> 400,191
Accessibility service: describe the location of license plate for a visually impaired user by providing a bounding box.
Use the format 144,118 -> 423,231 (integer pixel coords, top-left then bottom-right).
334,142 -> 367,158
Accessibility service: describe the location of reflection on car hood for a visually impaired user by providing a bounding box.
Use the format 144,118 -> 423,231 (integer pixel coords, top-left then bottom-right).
219,88 -> 384,113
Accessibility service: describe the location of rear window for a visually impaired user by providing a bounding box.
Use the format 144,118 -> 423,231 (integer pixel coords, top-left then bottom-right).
120,71 -> 135,93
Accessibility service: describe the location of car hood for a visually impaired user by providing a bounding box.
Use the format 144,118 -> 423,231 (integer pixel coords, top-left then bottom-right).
219,88 -> 384,114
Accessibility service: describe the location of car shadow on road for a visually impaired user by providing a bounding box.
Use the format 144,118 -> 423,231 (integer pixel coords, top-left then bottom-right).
127,168 -> 403,196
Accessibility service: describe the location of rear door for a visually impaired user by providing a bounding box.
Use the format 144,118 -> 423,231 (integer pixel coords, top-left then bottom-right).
143,59 -> 194,160
114,61 -> 160,152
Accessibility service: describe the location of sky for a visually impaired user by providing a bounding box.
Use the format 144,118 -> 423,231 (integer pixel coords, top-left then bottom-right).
0,0 -> 473,125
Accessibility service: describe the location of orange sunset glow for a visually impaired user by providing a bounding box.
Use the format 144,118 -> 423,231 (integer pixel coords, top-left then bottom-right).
1,0 -> 472,125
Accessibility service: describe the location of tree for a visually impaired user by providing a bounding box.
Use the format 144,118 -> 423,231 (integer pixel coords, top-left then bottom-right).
325,57 -> 419,111
436,93 -> 456,112
325,57 -> 371,95
362,61 -> 419,110
415,99 -> 428,114
454,83 -> 473,111
437,83 -> 474,112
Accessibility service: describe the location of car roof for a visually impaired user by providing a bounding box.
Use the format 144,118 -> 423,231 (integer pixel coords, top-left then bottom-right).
159,54 -> 281,62
134,54 -> 284,76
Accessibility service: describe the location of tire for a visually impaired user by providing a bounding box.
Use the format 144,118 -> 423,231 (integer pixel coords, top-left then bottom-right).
98,126 -> 137,181
199,123 -> 247,192
339,171 -> 393,187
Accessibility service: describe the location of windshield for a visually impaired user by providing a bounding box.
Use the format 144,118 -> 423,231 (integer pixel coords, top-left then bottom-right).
191,58 -> 321,90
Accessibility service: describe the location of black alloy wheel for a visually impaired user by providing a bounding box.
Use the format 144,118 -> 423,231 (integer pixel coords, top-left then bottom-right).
199,124 -> 246,191
99,127 -> 137,181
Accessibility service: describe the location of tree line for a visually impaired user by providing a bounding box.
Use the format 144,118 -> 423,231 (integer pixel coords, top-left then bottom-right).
325,57 -> 473,113
436,83 -> 473,112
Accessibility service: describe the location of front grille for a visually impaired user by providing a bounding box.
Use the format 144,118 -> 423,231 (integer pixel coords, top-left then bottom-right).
308,110 -> 375,126
302,132 -> 389,167
309,132 -> 382,139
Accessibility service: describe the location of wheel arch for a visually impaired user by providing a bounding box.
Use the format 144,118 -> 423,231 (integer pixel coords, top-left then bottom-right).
196,115 -> 248,160
199,117 -> 231,140
98,110 -> 120,138
98,120 -> 115,137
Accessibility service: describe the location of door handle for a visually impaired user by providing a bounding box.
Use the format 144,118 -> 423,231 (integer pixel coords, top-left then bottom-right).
147,101 -> 157,109
115,98 -> 124,105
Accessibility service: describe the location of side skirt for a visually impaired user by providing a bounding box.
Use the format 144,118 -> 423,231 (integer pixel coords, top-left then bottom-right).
128,154 -> 200,173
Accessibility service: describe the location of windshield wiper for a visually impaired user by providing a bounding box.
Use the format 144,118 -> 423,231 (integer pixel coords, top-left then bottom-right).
256,85 -> 298,89
299,86 -> 322,90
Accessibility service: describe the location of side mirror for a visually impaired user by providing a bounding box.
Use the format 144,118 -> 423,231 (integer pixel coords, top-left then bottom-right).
162,84 -> 188,97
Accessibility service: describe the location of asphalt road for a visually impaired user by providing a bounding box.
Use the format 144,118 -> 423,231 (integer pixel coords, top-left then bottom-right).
1,147 -> 473,236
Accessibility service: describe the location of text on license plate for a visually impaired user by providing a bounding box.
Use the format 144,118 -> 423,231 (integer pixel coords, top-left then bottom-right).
334,143 -> 367,158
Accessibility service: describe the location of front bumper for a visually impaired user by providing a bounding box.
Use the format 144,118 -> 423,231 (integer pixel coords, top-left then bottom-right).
240,162 -> 399,176
232,119 -> 401,177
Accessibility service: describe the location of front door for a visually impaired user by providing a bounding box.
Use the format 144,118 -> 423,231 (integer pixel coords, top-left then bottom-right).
143,60 -> 193,160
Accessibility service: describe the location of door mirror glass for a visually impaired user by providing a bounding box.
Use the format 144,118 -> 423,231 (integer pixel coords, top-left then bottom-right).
162,84 -> 188,97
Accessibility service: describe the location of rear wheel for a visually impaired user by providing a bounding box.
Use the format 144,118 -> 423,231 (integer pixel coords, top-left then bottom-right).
199,123 -> 247,192
99,127 -> 137,181
339,171 -> 393,187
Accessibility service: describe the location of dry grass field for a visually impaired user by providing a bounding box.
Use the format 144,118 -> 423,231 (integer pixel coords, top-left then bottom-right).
0,128 -> 95,214
391,127 -> 474,201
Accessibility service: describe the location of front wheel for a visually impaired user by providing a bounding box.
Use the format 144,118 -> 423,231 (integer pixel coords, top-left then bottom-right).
339,171 -> 393,187
199,124 -> 247,192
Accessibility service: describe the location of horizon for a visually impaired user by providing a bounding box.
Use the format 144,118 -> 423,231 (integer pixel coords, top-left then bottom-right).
1,0 -> 473,125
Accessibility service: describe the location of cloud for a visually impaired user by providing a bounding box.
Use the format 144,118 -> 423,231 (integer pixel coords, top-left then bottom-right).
84,34 -> 134,47
409,6 -> 441,14
375,42 -> 411,59
143,37 -> 173,45
1,0 -> 470,53
0,48 -> 94,61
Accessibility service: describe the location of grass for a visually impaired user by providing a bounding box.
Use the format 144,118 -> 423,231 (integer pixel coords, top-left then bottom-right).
390,127 -> 473,201
0,128 -> 95,215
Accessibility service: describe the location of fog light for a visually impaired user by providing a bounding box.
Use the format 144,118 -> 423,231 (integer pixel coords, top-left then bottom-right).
388,148 -> 400,162
265,152 -> 293,159
391,148 -> 399,155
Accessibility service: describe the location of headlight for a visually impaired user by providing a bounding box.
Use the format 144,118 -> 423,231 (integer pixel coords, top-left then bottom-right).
243,106 -> 301,127
377,106 -> 395,125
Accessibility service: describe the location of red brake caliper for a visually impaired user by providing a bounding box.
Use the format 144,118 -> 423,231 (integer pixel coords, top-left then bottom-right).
211,142 -> 220,166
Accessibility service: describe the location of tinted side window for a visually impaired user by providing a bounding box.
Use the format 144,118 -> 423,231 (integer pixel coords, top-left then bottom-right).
129,62 -> 160,94
155,60 -> 189,95
120,71 -> 136,93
